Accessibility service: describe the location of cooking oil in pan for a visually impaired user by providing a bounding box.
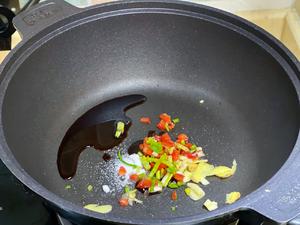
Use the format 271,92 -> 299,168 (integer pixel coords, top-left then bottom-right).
57,95 -> 146,180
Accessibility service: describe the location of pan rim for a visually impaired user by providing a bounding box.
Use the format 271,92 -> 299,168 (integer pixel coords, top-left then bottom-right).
0,0 -> 299,224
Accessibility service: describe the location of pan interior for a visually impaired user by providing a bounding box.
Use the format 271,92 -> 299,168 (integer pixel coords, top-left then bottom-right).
1,12 -> 299,219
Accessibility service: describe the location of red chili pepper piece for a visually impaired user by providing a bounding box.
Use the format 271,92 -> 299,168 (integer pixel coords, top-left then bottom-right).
118,166 -> 126,176
174,173 -> 184,182
159,113 -> 172,123
140,117 -> 151,124
186,143 -> 193,148
185,152 -> 197,160
139,144 -> 144,150
130,174 -> 139,182
119,198 -> 129,207
142,145 -> 153,156
157,113 -> 176,131
161,133 -> 171,142
171,191 -> 178,201
161,133 -> 174,147
156,120 -> 166,131
158,163 -> 167,170
136,178 -> 152,189
177,133 -> 189,142
172,150 -> 180,161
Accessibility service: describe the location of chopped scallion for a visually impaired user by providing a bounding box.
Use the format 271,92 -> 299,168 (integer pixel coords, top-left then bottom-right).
65,184 -> 71,190
115,121 -> 125,138
87,185 -> 93,192
172,118 -> 180,124
117,151 -> 140,169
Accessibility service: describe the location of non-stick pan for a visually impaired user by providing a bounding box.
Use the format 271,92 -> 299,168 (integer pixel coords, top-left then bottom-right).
0,0 -> 299,224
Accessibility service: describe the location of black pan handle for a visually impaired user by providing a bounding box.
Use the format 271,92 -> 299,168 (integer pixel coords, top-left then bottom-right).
0,6 -> 16,50
13,0 -> 81,40
246,141 -> 300,224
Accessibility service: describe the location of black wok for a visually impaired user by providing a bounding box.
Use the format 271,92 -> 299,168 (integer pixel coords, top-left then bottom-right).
0,0 -> 299,224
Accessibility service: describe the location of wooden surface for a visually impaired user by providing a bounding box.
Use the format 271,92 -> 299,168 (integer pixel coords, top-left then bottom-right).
0,32 -> 22,63
238,8 -> 300,59
282,10 -> 300,59
237,9 -> 289,40
1,4 -> 299,63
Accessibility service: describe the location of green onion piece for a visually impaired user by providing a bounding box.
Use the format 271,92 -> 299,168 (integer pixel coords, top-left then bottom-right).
149,155 -> 166,178
115,131 -> 122,138
161,159 -> 175,170
145,157 -> 158,163
171,206 -> 176,211
146,137 -> 162,153
115,121 -> 125,138
124,185 -> 130,193
160,168 -> 165,176
117,121 -> 125,131
117,151 -> 139,169
167,166 -> 176,174
172,118 -> 180,124
141,156 -> 151,170
158,180 -> 163,187
175,143 -> 190,152
190,144 -> 197,152
149,179 -> 155,192
87,185 -> 93,192
185,188 -> 191,195
84,204 -> 112,214
165,123 -> 170,132
156,170 -> 161,180
162,172 -> 173,187
151,142 -> 163,153
177,181 -> 184,187
168,182 -> 179,189
65,184 -> 71,190
138,173 -> 145,179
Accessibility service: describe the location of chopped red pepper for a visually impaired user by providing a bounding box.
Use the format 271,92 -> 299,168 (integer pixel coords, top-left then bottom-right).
160,113 -> 172,123
177,133 -> 189,142
186,143 -> 193,148
172,150 -> 180,161
142,145 -> 153,156
157,114 -> 176,131
136,178 -> 152,189
156,120 -> 166,131
130,174 -> 139,182
161,133 -> 174,147
185,152 -> 197,160
118,166 -> 127,176
140,117 -> 151,124
139,144 -> 144,150
158,163 -> 167,170
157,120 -> 175,132
171,190 -> 178,201
168,122 -> 175,130
119,198 -> 129,207
174,173 -> 184,182
161,133 -> 171,142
